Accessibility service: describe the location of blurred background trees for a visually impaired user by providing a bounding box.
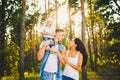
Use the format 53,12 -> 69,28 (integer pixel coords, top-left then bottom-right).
0,0 -> 120,80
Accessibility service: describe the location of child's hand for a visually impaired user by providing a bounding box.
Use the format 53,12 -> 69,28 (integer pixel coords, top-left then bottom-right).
43,40 -> 52,47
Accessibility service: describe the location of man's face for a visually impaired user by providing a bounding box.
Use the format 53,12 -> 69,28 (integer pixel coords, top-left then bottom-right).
57,32 -> 64,42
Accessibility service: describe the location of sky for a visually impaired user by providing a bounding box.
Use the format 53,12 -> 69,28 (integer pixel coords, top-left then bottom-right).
26,0 -> 88,37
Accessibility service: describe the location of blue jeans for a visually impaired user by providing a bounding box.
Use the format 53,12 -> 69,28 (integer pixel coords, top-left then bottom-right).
41,71 -> 62,80
41,71 -> 56,80
62,75 -> 75,80
43,37 -> 54,47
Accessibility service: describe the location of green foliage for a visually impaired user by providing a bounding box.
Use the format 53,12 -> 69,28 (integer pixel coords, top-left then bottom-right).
24,52 -> 40,73
1,73 -> 41,80
92,0 -> 120,77
7,0 -> 22,46
87,72 -> 102,80
0,0 -> 41,78
106,22 -> 120,40
69,0 -> 79,7
0,41 -> 19,76
25,12 -> 40,30
95,0 -> 109,9
103,41 -> 120,66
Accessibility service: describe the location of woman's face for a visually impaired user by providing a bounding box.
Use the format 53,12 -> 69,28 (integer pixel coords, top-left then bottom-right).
69,38 -> 76,48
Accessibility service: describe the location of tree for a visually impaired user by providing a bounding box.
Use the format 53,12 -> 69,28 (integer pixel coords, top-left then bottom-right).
0,0 -> 7,78
68,0 -> 79,40
19,0 -> 26,79
86,24 -> 94,70
94,0 -> 120,75
90,0 -> 98,71
81,0 -> 87,79
44,0 -> 47,18
68,0 -> 72,40
55,0 -> 58,28
0,0 -> 6,50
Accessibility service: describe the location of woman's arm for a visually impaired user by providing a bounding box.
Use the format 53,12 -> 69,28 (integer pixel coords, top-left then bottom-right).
57,49 -> 66,64
65,53 -> 83,72
51,48 -> 66,64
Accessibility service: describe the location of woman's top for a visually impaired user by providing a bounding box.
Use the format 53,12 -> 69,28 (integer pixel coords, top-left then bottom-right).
63,51 -> 80,80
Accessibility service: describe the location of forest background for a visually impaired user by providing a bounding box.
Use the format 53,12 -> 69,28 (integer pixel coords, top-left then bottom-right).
0,0 -> 120,80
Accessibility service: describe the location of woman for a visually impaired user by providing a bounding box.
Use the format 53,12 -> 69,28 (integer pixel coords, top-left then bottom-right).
62,38 -> 88,80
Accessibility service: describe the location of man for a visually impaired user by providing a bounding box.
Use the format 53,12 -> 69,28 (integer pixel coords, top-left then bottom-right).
37,29 -> 65,80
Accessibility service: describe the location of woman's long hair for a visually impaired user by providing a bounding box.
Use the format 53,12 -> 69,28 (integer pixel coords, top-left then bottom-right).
74,38 -> 88,68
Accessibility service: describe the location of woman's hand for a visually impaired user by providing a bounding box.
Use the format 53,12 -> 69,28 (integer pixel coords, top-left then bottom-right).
64,57 -> 69,64
50,47 -> 59,53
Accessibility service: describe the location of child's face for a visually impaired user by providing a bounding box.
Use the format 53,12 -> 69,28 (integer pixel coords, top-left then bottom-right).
46,20 -> 53,27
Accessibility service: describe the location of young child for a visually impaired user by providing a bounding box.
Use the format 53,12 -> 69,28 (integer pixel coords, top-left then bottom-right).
42,18 -> 55,47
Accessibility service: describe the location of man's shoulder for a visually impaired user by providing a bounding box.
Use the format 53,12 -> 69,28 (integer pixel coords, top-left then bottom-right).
40,41 -> 44,45
58,43 -> 64,46
58,43 -> 65,50
39,41 -> 46,48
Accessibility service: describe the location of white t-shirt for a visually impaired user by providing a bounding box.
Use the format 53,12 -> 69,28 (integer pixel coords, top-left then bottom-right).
43,27 -> 55,38
63,51 -> 80,80
40,42 -> 58,73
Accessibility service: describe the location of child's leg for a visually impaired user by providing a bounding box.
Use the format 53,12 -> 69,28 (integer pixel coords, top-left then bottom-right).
43,37 -> 54,48
49,38 -> 55,48
43,37 -> 49,41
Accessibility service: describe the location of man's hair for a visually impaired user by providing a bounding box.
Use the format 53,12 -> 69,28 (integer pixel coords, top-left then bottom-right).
55,29 -> 64,33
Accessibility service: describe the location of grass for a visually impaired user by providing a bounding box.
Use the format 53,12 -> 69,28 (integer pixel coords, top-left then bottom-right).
87,72 -> 104,80
2,71 -> 119,80
1,72 -> 41,80
1,72 -> 103,80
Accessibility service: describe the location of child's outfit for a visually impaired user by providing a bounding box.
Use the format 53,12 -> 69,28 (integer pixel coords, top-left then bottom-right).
43,26 -> 55,47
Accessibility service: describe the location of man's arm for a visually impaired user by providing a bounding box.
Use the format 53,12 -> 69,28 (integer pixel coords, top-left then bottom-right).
37,40 -> 52,61
37,45 -> 46,61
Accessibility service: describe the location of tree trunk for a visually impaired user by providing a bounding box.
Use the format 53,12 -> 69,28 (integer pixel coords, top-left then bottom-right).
19,0 -> 26,79
68,0 -> 72,40
86,25 -> 94,70
90,0 -> 97,71
98,23 -> 103,57
0,0 -> 7,78
0,0 -> 6,50
44,0 -> 47,18
48,0 -> 50,17
94,29 -> 98,71
81,0 -> 87,79
55,0 -> 58,28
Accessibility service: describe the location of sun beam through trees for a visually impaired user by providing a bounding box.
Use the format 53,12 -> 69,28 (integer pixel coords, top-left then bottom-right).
0,0 -> 120,80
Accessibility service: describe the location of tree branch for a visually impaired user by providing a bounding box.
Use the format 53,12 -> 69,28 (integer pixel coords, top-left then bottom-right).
113,0 -> 120,11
